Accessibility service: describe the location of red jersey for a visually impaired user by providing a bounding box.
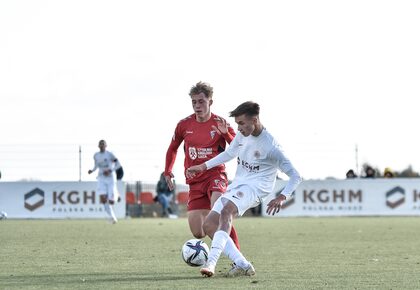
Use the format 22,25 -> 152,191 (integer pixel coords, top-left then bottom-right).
165,113 -> 235,184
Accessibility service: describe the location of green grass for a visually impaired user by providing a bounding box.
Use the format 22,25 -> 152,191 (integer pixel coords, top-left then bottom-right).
1,217 -> 420,289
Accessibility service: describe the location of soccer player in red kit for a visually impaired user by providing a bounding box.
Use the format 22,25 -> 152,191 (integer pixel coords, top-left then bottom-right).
164,81 -> 240,249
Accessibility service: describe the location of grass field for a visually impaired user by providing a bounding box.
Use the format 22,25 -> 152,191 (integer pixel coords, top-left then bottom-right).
1,217 -> 420,289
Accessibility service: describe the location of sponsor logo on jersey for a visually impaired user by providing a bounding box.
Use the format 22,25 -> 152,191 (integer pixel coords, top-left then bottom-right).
238,157 -> 260,173
189,147 -> 198,160
186,131 -> 193,134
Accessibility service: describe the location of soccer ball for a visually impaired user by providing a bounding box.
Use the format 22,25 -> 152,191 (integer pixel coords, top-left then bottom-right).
0,211 -> 7,220
181,239 -> 209,267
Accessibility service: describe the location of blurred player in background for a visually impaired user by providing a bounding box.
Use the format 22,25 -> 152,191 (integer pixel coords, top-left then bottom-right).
187,101 -> 302,277
88,139 -> 119,224
164,81 -> 241,249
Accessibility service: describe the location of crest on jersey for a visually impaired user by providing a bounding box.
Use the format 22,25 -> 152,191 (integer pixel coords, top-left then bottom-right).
254,150 -> 261,158
214,179 -> 226,191
189,147 -> 198,160
210,130 -> 216,139
237,191 -> 244,198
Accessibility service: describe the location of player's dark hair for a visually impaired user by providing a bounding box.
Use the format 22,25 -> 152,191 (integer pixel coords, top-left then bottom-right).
189,81 -> 213,99
229,101 -> 260,118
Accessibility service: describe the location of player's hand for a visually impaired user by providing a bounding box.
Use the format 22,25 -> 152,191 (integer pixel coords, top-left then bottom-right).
186,164 -> 207,179
212,117 -> 229,135
88,170 -> 93,174
266,194 -> 286,216
103,169 -> 110,176
165,173 -> 175,191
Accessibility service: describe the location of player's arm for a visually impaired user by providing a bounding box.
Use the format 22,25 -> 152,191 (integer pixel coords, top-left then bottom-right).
164,125 -> 183,191
108,153 -> 117,173
186,136 -> 239,178
266,147 -> 302,215
88,155 -> 97,174
222,125 -> 236,144
212,117 -> 236,144
113,157 -> 121,169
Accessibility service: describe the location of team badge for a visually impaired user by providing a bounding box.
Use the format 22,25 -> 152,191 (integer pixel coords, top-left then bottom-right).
189,147 -> 198,160
237,191 -> 244,198
254,150 -> 261,158
210,130 -> 216,139
214,179 -> 226,191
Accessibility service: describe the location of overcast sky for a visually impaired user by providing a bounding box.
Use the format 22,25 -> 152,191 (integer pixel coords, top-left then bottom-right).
1,0 -> 419,183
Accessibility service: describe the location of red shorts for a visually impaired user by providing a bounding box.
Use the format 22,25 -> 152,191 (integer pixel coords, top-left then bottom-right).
187,172 -> 228,211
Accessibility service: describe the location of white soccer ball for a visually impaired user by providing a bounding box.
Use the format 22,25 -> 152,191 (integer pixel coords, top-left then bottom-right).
181,239 -> 209,267
0,211 -> 7,220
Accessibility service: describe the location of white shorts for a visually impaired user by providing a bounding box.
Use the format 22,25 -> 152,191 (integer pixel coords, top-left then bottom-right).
97,176 -> 117,201
212,184 -> 261,217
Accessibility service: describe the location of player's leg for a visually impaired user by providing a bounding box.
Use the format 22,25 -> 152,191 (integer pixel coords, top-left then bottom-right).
203,187 -> 257,277
200,198 -> 237,277
187,186 -> 211,238
98,179 -> 114,222
210,189 -> 240,250
187,209 -> 209,238
104,179 -> 118,223
221,187 -> 258,276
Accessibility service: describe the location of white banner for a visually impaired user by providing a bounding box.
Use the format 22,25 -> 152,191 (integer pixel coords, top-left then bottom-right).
0,181 -> 125,219
262,179 -> 420,217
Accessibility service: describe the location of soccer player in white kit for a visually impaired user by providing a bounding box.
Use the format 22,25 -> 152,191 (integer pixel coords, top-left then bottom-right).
88,140 -> 119,224
186,101 -> 302,277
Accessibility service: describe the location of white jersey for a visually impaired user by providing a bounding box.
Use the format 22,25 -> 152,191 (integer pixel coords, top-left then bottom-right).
205,128 -> 301,199
91,151 -> 117,178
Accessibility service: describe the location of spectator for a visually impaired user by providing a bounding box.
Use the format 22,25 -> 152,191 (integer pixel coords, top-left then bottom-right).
346,169 -> 357,179
364,166 -> 376,178
156,172 -> 176,217
383,167 -> 395,178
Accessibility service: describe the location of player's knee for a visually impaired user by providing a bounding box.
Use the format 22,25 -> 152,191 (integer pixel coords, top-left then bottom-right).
220,206 -> 233,221
203,213 -> 218,237
202,219 -> 211,235
192,230 -> 205,239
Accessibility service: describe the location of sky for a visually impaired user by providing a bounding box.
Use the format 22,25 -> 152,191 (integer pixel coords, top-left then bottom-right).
1,0 -> 419,184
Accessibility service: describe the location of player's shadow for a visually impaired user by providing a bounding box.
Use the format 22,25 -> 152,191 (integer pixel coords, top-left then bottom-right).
3,272 -> 207,288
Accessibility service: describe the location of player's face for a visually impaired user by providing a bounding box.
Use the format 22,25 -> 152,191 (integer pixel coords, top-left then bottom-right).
234,115 -> 257,137
191,92 -> 212,122
98,141 -> 107,152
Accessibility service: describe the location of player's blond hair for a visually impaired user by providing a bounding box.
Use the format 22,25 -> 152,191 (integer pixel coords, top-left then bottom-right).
189,82 -> 213,99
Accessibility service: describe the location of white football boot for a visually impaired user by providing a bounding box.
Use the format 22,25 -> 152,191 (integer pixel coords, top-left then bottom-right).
200,262 -> 216,277
227,262 -> 256,277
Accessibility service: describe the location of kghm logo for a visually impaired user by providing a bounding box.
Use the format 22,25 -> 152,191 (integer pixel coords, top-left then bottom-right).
25,188 -> 45,211
386,186 -> 405,209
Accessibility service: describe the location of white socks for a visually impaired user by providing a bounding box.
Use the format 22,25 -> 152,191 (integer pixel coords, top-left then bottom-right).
208,230 -> 249,269
207,230 -> 229,265
104,202 -> 117,221
223,235 -> 249,269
